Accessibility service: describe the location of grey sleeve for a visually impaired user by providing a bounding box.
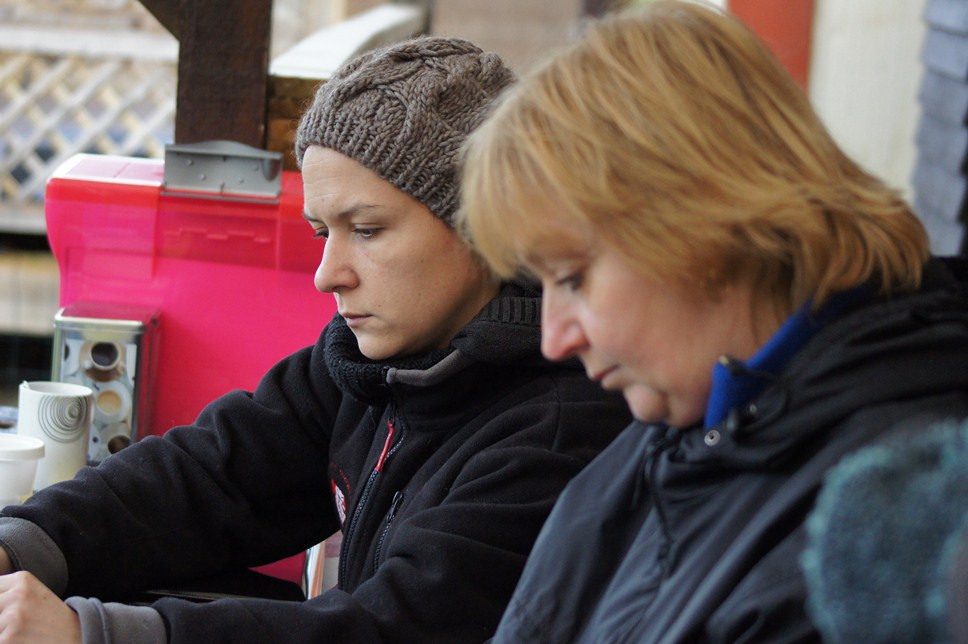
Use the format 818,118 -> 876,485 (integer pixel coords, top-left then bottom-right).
66,597 -> 167,644
0,516 -> 68,595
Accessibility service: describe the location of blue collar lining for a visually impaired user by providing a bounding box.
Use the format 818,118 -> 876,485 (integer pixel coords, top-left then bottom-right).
703,288 -> 864,428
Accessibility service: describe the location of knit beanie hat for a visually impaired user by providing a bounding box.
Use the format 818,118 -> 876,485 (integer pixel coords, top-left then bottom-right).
294,35 -> 516,225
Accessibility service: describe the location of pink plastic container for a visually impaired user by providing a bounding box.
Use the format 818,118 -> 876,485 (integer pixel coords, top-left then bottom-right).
46,153 -> 335,433
45,153 -> 337,584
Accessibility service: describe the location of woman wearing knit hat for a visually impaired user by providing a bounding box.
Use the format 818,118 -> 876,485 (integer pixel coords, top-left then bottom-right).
0,36 -> 630,643
457,1 -> 968,641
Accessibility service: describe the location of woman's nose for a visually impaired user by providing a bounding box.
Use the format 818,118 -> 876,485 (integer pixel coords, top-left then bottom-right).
314,238 -> 357,293
540,292 -> 586,362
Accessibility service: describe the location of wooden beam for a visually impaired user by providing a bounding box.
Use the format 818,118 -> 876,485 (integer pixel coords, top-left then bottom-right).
137,0 -> 180,39
174,0 -> 273,146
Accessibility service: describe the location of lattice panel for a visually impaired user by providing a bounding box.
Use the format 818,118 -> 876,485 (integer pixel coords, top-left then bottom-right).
0,0 -> 165,31
0,52 -> 175,208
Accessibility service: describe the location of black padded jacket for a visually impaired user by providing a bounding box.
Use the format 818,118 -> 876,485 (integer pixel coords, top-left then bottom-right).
493,258 -> 968,644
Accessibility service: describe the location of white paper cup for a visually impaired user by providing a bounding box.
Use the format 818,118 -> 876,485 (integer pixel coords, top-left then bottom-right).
17,381 -> 93,490
0,434 -> 45,507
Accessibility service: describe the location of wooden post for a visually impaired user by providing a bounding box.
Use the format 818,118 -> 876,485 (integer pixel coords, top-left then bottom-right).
137,0 -> 180,38
137,0 -> 274,147
176,1 -> 273,146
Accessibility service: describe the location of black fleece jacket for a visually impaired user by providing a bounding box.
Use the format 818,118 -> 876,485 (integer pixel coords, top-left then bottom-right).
0,284 -> 631,643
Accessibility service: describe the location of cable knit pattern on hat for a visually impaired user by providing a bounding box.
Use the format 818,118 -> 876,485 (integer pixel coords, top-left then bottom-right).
294,36 -> 516,225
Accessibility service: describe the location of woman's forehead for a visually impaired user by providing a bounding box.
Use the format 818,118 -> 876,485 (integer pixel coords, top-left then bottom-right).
521,218 -> 596,271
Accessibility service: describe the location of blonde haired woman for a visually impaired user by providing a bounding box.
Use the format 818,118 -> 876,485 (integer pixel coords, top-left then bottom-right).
459,1 -> 968,641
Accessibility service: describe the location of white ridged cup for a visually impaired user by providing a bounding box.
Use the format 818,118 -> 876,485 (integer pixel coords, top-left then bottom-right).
17,381 -> 93,490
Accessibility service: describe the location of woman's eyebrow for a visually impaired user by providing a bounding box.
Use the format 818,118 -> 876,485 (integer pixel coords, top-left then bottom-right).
525,244 -> 589,271
302,203 -> 378,224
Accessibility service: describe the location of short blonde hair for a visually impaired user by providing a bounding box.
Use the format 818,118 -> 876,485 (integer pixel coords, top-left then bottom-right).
458,0 -> 928,316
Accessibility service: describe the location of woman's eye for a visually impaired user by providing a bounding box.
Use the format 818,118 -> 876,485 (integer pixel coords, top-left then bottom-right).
354,227 -> 378,239
312,228 -> 329,240
555,272 -> 584,292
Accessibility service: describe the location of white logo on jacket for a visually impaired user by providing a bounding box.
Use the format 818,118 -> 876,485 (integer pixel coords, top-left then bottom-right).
332,479 -> 347,524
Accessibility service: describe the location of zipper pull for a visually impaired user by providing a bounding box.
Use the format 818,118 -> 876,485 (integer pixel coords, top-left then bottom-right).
375,420 -> 395,472
388,490 -> 404,521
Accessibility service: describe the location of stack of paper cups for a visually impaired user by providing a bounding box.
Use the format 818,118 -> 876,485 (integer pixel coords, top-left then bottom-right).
0,434 -> 45,506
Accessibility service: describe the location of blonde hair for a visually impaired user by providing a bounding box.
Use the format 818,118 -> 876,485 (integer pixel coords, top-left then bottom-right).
458,0 -> 928,317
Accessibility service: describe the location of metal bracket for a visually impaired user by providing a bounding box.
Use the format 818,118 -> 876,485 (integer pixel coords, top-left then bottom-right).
163,140 -> 283,199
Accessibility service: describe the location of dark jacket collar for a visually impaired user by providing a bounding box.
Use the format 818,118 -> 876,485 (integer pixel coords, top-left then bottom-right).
323,281 -> 545,406
672,257 -> 968,471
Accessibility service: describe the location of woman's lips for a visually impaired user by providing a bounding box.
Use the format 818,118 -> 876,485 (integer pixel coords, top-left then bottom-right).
341,313 -> 370,328
590,365 -> 619,384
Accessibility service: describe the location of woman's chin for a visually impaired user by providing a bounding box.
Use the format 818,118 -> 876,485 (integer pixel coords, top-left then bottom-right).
355,335 -> 395,362
358,347 -> 396,362
625,394 -> 665,425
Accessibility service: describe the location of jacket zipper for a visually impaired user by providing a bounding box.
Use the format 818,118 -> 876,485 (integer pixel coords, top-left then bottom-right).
338,418 -> 403,584
644,426 -> 680,576
373,489 -> 405,572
